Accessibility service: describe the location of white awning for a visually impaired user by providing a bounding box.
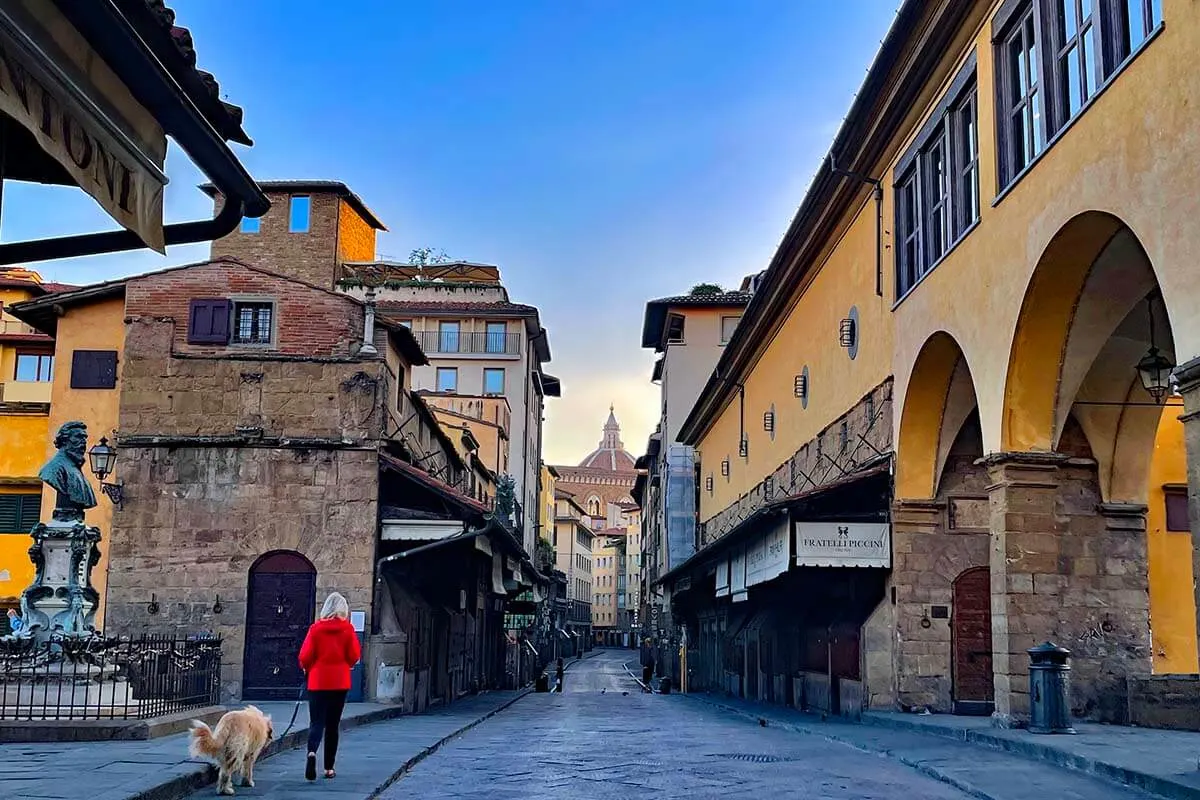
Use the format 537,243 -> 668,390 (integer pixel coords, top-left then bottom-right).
794,521 -> 890,568
381,519 -> 465,542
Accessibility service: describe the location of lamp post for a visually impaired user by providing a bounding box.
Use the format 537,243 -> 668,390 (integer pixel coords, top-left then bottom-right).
87,436 -> 123,508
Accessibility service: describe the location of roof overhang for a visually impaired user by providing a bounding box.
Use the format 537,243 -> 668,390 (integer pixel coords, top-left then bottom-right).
641,294 -> 752,352
677,0 -> 979,445
381,518 -> 466,542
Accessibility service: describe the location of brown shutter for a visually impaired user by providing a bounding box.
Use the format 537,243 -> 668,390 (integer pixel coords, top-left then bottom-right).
1165,486 -> 1190,532
188,298 -> 231,344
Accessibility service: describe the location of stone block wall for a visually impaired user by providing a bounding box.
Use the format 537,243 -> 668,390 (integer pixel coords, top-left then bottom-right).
104,446 -> 379,700
986,455 -> 1151,724
1127,674 -> 1200,730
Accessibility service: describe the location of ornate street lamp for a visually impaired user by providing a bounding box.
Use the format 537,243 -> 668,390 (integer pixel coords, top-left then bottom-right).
87,436 -> 123,508
1137,295 -> 1175,404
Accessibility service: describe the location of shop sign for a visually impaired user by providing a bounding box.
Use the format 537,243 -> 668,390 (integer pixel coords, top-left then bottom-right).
794,521 -> 890,568
746,518 -> 789,587
0,6 -> 167,250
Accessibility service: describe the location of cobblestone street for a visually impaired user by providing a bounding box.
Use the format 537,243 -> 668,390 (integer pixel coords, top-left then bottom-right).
381,651 -> 1161,800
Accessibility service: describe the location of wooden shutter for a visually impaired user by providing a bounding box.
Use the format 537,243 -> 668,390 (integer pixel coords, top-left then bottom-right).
70,350 -> 118,389
0,493 -> 40,532
188,298 -> 231,344
1165,486 -> 1190,532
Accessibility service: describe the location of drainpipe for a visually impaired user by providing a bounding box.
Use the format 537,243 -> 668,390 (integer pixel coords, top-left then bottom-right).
828,153 -> 883,298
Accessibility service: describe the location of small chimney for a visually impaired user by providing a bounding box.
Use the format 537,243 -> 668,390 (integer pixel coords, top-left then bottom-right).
360,286 -> 378,356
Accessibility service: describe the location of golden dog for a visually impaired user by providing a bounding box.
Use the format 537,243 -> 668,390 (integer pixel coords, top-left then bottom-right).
189,706 -> 274,796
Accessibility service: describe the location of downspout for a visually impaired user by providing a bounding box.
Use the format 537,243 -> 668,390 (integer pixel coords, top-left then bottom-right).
829,153 -> 883,298
0,0 -> 271,266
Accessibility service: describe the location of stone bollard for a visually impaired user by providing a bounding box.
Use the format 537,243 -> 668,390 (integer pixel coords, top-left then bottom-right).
1027,642 -> 1075,734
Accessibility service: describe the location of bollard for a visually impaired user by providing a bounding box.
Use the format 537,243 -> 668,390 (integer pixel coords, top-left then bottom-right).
1027,641 -> 1075,734
535,673 -> 549,693
660,676 -> 672,694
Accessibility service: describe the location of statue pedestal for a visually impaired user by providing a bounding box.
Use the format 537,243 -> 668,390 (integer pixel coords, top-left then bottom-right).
21,521 -> 101,641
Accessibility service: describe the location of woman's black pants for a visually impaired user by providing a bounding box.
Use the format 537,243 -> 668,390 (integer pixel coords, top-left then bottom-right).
306,689 -> 348,769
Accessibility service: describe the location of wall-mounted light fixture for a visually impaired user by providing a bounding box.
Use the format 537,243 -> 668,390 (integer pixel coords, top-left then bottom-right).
763,410 -> 775,433
738,436 -> 749,459
795,366 -> 810,409
721,458 -> 730,478
212,595 -> 223,614
88,436 -> 123,509
147,593 -> 160,615
764,475 -> 774,500
840,306 -> 860,360
705,474 -> 714,494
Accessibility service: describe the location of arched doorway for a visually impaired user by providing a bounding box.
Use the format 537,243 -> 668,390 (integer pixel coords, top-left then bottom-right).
243,551 -> 316,700
952,567 -> 993,715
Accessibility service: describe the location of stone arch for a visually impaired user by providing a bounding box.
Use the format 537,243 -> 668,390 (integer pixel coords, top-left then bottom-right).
1001,211 -> 1179,503
896,331 -> 982,500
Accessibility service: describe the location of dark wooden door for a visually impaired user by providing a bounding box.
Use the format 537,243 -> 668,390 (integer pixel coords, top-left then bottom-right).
243,552 -> 316,700
952,567 -> 994,714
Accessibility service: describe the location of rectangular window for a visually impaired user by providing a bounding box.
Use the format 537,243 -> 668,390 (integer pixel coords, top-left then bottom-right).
483,368 -> 505,395
485,321 -> 507,353
1116,0 -> 1161,61
437,367 -> 458,393
720,315 -> 740,345
998,8 -> 1044,186
665,313 -> 685,344
438,321 -> 461,353
188,298 -> 232,344
955,90 -> 980,234
896,170 -> 922,296
1165,486 -> 1189,532
70,350 -> 118,389
240,216 -> 260,234
0,493 -> 41,532
396,319 -> 412,328
288,196 -> 311,233
923,127 -> 952,264
15,352 -> 53,382
231,302 -> 274,345
1052,0 -> 1098,127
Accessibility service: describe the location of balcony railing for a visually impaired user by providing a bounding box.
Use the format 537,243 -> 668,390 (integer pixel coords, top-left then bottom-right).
416,331 -> 521,356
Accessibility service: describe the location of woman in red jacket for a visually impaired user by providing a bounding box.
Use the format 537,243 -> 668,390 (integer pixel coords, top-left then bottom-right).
298,591 -> 361,781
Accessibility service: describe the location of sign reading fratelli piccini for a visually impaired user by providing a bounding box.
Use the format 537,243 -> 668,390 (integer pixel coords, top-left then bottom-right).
793,521 -> 890,568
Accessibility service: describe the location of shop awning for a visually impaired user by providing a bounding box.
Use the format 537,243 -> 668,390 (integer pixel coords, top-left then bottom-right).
380,519 -> 464,542
557,629 -> 571,640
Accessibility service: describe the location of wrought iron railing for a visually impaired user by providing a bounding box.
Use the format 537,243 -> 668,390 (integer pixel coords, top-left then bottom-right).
0,633 -> 222,721
416,330 -> 521,356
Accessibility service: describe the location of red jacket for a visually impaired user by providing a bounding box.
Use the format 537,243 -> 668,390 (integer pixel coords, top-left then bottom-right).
298,617 -> 361,691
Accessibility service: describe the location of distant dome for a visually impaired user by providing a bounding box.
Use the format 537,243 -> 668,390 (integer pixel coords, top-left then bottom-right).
578,406 -> 637,472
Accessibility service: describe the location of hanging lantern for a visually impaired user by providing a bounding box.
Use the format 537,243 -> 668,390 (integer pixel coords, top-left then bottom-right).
1137,346 -> 1174,403
88,436 -> 117,481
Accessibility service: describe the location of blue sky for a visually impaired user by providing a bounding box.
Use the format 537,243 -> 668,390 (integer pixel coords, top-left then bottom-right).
5,0 -> 898,463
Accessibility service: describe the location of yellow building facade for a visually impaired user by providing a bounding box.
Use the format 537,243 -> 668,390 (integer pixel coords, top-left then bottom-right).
669,0 -> 1198,723
0,269 -> 61,611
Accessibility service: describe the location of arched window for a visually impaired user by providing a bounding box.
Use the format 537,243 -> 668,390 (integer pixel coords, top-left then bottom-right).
587,497 -> 601,516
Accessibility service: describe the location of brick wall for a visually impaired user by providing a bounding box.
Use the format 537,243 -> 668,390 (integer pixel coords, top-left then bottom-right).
125,260 -> 364,359
209,192 -> 341,289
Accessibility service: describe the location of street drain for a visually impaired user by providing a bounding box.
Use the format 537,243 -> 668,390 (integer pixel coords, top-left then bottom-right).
713,753 -> 791,763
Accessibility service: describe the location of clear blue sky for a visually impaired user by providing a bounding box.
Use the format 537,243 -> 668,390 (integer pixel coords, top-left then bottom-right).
4,0 -> 898,463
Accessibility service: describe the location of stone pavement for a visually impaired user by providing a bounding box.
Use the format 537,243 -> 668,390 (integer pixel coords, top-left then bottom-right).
694,692 -> 1200,800
384,650 -> 1160,800
0,692 -> 523,800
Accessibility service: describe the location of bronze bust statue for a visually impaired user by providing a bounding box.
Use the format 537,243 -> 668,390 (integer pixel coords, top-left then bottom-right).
39,421 -> 97,523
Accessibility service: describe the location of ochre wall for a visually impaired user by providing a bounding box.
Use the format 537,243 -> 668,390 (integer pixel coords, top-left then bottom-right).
696,199 -> 891,524
337,199 -> 377,263
1146,407 -> 1198,673
43,297 -> 126,626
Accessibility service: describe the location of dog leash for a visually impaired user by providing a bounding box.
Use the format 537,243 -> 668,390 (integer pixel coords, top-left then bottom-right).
278,683 -> 306,740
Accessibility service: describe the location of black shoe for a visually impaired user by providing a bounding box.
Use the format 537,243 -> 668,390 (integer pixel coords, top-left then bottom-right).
305,753 -> 316,781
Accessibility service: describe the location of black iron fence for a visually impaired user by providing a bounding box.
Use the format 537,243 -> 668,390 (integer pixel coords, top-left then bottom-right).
0,633 -> 222,721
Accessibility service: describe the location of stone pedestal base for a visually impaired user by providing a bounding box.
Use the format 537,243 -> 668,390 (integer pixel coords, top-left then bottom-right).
20,522 -> 102,641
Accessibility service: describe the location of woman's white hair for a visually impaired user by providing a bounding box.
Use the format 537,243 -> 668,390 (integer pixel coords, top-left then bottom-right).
320,592 -> 350,620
